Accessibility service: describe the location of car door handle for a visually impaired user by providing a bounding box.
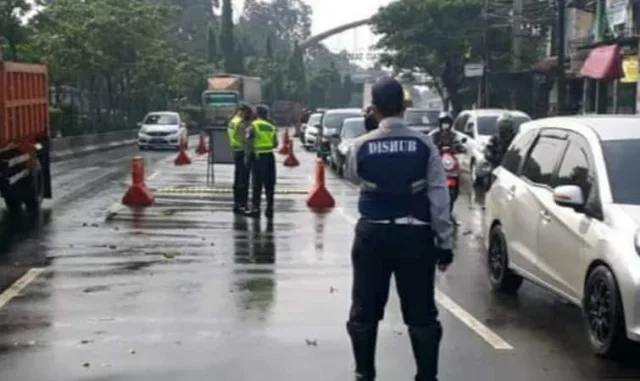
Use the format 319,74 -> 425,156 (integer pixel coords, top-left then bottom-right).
539,210 -> 551,221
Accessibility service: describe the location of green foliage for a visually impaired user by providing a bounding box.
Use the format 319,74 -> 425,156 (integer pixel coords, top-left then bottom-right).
0,0 -> 31,60
206,22 -> 218,63
220,0 -> 235,72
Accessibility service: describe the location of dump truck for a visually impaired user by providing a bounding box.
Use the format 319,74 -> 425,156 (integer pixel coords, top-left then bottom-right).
201,74 -> 262,127
0,54 -> 52,217
201,74 -> 262,165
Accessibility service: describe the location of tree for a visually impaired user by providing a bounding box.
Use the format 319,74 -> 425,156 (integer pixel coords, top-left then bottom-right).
206,21 -> 218,63
241,0 -> 312,52
286,42 -> 306,102
372,0 -> 486,113
0,0 -> 31,60
220,0 -> 235,72
341,74 -> 354,107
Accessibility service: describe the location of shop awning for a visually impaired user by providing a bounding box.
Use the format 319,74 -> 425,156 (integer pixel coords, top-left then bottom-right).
579,44 -> 623,80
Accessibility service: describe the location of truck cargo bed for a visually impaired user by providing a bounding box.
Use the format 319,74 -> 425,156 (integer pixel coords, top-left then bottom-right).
0,62 -> 49,148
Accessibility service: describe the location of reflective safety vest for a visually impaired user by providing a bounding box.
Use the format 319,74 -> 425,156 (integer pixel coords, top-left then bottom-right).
251,118 -> 277,153
227,115 -> 244,151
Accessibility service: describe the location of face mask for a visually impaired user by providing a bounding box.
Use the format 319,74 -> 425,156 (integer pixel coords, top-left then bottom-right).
441,123 -> 451,130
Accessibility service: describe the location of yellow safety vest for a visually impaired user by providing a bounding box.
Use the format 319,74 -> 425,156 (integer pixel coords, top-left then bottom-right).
251,119 -> 277,153
227,115 -> 244,151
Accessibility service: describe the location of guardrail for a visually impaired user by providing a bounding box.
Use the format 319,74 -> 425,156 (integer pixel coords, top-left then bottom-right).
50,129 -> 139,162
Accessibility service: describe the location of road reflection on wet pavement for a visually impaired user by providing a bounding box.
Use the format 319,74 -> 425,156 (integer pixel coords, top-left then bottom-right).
0,143 -> 639,380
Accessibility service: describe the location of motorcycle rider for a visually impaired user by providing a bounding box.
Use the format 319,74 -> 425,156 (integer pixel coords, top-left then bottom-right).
485,112 -> 517,167
431,111 -> 457,149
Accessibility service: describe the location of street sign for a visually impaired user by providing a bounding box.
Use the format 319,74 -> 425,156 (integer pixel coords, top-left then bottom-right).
464,63 -> 484,77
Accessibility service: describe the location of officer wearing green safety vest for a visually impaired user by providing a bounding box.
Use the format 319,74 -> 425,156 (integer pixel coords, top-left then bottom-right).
244,105 -> 278,219
228,103 -> 253,214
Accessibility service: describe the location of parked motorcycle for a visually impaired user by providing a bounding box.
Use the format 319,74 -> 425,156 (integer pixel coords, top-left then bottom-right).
439,144 -> 464,212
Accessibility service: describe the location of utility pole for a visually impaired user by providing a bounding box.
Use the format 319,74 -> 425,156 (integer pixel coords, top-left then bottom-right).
556,0 -> 566,115
483,0 -> 490,107
512,0 -> 523,70
511,0 -> 523,108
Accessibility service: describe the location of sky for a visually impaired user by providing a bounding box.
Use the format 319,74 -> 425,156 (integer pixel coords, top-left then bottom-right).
232,0 -> 394,64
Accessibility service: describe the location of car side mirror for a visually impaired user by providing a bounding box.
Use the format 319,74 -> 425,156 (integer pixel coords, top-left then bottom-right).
553,185 -> 585,211
460,137 -> 468,144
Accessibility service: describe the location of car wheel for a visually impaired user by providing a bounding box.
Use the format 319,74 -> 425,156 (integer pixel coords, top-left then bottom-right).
139,145 -> 146,151
487,224 -> 523,293
584,265 -> 628,358
23,160 -> 44,216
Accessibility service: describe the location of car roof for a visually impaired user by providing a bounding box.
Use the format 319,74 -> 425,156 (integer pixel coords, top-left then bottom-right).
147,111 -> 179,116
465,109 -> 530,118
309,113 -> 322,118
343,117 -> 364,122
522,115 -> 640,141
325,108 -> 362,114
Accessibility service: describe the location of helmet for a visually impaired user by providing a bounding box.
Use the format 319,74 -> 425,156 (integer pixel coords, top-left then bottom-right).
256,104 -> 269,119
438,111 -> 453,129
497,112 -> 516,137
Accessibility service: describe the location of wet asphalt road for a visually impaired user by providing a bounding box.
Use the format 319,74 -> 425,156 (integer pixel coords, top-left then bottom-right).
0,140 -> 639,380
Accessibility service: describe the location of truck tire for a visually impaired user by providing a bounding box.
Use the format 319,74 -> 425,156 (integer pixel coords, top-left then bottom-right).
1,189 -> 22,215
22,160 -> 44,215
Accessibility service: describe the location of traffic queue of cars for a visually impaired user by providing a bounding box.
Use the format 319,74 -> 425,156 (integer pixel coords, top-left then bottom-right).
307,105 -> 640,359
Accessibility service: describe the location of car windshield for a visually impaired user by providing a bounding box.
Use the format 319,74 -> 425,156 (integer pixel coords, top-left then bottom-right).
202,92 -> 238,107
144,114 -> 178,125
405,110 -> 439,125
308,114 -> 321,127
341,119 -> 366,139
601,139 -> 640,205
476,115 -> 530,135
323,112 -> 361,129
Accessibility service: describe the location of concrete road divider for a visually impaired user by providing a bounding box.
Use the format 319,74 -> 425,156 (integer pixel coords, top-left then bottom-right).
50,129 -> 139,162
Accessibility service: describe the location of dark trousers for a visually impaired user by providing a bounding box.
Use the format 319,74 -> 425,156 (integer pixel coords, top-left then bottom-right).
233,151 -> 251,208
250,152 -> 276,211
347,219 -> 442,381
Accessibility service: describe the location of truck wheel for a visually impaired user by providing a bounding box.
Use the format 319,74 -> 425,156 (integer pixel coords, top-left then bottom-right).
22,161 -> 44,215
1,190 -> 22,215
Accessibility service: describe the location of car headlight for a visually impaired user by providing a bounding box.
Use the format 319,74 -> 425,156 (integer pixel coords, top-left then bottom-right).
139,127 -> 148,134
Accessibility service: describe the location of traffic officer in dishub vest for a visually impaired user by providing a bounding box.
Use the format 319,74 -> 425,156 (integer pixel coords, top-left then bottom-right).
344,77 -> 454,381
244,105 -> 278,219
227,103 -> 254,214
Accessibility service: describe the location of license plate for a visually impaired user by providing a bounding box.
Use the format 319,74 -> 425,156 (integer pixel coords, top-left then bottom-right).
447,178 -> 458,186
150,139 -> 167,144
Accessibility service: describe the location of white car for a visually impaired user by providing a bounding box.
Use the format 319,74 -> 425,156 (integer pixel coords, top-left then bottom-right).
484,115 -> 640,357
452,109 -> 531,186
303,113 -> 322,149
137,111 -> 187,150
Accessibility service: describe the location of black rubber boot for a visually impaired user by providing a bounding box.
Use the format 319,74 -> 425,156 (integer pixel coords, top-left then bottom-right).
265,193 -> 274,219
347,322 -> 377,380
408,324 -> 442,381
244,207 -> 260,218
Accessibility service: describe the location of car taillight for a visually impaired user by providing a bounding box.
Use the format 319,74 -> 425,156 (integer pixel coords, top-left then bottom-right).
442,154 -> 456,171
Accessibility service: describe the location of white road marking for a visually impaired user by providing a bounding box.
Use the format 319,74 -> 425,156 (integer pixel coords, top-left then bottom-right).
147,171 -> 160,181
336,207 -> 513,350
0,268 -> 44,310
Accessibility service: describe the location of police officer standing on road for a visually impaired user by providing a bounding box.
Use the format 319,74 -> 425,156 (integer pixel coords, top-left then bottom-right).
244,105 -> 278,219
227,104 -> 253,214
344,77 -> 454,381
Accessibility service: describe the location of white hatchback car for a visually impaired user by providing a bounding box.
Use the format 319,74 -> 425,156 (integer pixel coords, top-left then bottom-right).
484,116 -> 640,357
137,111 -> 187,150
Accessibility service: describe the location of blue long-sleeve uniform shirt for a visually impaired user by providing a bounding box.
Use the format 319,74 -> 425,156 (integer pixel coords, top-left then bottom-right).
344,116 -> 454,250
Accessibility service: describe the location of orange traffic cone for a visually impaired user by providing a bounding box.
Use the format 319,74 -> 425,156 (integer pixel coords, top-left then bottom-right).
293,124 -> 301,138
277,128 -> 290,155
195,133 -> 208,155
283,138 -> 299,167
122,156 -> 154,207
306,158 -> 335,209
174,135 -> 191,165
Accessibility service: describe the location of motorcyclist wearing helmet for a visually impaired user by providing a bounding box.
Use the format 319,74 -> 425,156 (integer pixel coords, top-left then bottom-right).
485,112 -> 517,167
431,111 -> 457,149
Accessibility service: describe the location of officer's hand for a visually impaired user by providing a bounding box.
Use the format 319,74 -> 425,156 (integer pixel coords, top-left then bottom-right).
436,248 -> 453,271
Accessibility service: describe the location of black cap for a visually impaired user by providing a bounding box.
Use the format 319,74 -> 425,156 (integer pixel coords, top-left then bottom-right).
371,77 -> 404,117
256,105 -> 269,119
